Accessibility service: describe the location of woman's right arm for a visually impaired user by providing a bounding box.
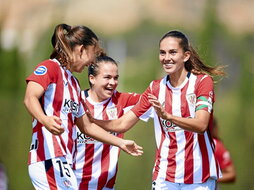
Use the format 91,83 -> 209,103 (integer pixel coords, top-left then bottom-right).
24,81 -> 64,134
90,110 -> 140,133
88,86 -> 153,133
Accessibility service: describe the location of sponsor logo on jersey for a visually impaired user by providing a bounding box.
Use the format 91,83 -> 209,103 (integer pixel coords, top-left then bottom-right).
34,66 -> 47,75
160,118 -> 182,132
106,107 -> 118,120
77,131 -> 117,144
77,131 -> 97,144
63,99 -> 79,115
30,139 -> 38,151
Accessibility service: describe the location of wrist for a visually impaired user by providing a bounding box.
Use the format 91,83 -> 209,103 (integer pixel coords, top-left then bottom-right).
166,113 -> 172,121
38,114 -> 48,126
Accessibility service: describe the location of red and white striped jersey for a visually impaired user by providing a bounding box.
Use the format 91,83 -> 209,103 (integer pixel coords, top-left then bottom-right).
26,59 -> 84,165
132,73 -> 221,184
73,90 -> 140,190
213,138 -> 233,170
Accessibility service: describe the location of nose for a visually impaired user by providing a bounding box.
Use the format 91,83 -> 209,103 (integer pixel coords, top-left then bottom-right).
164,53 -> 171,61
109,78 -> 117,86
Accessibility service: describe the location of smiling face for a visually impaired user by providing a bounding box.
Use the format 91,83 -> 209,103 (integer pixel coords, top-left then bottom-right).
159,37 -> 190,76
71,43 -> 101,73
89,61 -> 119,102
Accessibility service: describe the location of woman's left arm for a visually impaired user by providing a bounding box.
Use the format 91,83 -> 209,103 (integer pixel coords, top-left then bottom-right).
148,94 -> 210,133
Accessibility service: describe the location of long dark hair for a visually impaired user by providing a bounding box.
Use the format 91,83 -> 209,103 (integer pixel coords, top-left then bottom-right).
50,24 -> 100,69
160,30 -> 225,77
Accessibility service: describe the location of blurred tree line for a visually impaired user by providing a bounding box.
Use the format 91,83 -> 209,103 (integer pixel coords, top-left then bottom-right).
0,2 -> 254,190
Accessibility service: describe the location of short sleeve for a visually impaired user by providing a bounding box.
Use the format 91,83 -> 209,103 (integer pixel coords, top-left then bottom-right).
131,84 -> 152,119
195,75 -> 215,113
26,60 -> 59,90
214,139 -> 233,170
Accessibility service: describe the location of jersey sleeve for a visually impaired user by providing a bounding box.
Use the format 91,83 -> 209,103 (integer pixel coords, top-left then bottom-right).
77,101 -> 86,118
131,84 -> 153,121
195,75 -> 215,113
123,92 -> 141,107
214,139 -> 233,170
76,91 -> 86,118
26,60 -> 59,90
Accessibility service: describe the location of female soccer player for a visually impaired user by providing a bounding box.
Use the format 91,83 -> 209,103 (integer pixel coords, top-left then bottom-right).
91,30 -> 225,190
23,24 -> 142,190
211,118 -> 236,189
73,55 -> 141,190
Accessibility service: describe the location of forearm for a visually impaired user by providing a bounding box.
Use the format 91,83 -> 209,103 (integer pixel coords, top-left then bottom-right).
84,123 -> 124,147
166,110 -> 210,133
93,111 -> 139,133
218,174 -> 236,183
93,118 -> 123,133
76,115 -> 143,156
169,116 -> 207,133
218,166 -> 236,183
77,115 -> 126,147
24,96 -> 47,125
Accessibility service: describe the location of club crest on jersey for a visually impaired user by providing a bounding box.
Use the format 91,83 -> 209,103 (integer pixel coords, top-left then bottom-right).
62,178 -> 72,188
34,66 -> 47,75
160,118 -> 182,132
106,107 -> 118,120
186,93 -> 196,106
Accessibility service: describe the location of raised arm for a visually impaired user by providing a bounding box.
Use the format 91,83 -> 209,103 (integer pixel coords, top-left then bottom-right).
76,113 -> 143,156
24,81 -> 64,134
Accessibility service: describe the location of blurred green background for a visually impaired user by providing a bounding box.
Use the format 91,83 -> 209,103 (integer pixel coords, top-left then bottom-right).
1,0 -> 254,189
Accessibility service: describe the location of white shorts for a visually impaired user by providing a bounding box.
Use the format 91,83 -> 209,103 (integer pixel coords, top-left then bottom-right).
152,178 -> 217,190
28,156 -> 78,190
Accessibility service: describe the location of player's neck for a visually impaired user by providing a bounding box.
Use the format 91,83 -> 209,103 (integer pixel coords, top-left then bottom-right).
88,89 -> 107,103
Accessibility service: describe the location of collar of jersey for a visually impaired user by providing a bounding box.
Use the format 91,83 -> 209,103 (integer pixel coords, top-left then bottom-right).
166,72 -> 191,90
84,89 -> 112,106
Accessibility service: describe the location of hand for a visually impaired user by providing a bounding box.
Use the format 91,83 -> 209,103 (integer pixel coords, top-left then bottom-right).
148,93 -> 171,120
42,115 -> 64,135
84,103 -> 95,123
120,140 -> 143,157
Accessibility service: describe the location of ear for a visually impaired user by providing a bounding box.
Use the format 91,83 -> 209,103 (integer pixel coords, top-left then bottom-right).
184,51 -> 191,62
89,74 -> 95,86
78,45 -> 86,58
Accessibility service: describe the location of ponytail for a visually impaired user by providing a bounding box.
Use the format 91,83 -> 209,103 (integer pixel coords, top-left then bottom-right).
50,23 -> 99,69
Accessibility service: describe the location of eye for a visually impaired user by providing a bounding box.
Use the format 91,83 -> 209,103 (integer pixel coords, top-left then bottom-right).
170,50 -> 177,55
159,50 -> 165,55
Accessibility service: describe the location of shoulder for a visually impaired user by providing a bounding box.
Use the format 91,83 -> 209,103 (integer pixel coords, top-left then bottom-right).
214,138 -> 227,153
151,77 -> 164,85
33,59 -> 60,75
195,74 -> 213,84
149,77 -> 165,90
113,91 -> 140,100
